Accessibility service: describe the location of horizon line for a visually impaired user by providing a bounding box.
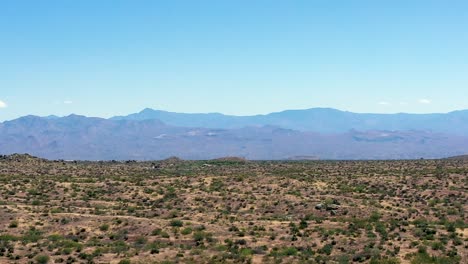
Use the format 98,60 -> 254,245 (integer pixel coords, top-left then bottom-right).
2,106 -> 467,122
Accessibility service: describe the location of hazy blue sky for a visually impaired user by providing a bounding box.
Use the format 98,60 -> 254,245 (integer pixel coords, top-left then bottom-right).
1,0 -> 467,121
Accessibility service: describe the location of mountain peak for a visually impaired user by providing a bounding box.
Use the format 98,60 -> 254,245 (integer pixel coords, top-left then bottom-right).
140,108 -> 157,113
65,114 -> 82,118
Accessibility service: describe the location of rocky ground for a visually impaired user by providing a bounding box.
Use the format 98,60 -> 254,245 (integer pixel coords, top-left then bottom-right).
0,154 -> 466,263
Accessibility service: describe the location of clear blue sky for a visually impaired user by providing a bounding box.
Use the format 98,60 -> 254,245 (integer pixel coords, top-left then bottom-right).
1,0 -> 467,121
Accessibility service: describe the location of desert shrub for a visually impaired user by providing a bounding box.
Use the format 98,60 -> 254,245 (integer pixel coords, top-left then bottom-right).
282,247 -> 298,256
47,234 -> 63,242
370,211 -> 381,222
8,220 -> 18,228
0,234 -> 18,242
110,240 -> 129,254
193,232 -> 205,242
270,247 -> 298,257
240,248 -> 253,256
410,251 -> 461,264
99,224 -> 109,231
319,244 -> 333,255
181,227 -> 193,235
170,219 -> 183,227
35,254 -> 50,264
151,228 -> 162,236
375,222 -> 388,240
430,241 -> 444,251
22,227 -> 43,243
146,242 -> 160,254
134,236 -> 147,248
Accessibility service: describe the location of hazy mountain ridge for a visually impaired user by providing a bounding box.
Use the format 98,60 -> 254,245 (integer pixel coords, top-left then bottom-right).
111,108 -> 468,134
1,109 -> 468,160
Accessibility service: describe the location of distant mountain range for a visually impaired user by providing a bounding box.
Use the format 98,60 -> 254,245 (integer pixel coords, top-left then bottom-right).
112,108 -> 468,134
1,108 -> 468,160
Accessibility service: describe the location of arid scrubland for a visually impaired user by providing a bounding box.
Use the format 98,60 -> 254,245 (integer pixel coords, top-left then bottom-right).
0,154 -> 466,263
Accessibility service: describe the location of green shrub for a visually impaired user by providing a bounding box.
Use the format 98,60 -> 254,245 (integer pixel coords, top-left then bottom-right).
170,220 -> 183,227
319,244 -> 333,255
35,255 -> 50,264
99,224 -> 109,231
281,247 -> 298,256
431,241 -> 444,251
181,227 -> 192,235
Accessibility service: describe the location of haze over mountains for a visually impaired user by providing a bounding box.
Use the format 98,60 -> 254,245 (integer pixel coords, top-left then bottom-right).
113,108 -> 468,134
1,108 -> 468,160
